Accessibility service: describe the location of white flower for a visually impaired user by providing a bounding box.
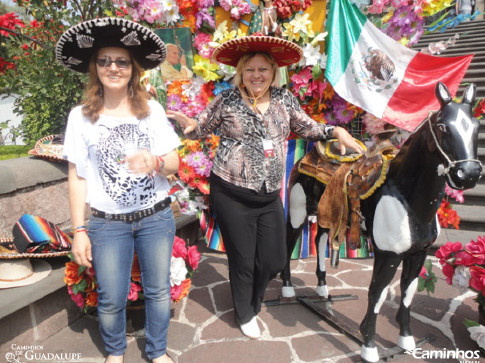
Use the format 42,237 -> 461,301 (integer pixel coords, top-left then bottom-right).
217,64 -> 236,81
318,53 -> 327,69
299,44 -> 321,67
468,325 -> 485,350
451,265 -> 471,293
170,257 -> 188,287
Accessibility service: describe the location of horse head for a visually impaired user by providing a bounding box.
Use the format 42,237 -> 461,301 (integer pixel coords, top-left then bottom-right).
430,82 -> 482,190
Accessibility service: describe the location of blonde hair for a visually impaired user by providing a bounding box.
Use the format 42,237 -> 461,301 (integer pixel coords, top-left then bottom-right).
81,49 -> 150,123
233,52 -> 280,89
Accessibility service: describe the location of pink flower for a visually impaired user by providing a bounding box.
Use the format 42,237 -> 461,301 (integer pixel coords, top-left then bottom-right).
188,245 -> 201,270
419,266 -> 428,279
171,283 -> 182,301
470,266 -> 485,295
127,282 -> 143,301
172,236 -> 188,260
455,250 -> 482,267
442,262 -> 455,285
435,241 -> 462,262
68,286 -> 85,308
466,236 -> 485,262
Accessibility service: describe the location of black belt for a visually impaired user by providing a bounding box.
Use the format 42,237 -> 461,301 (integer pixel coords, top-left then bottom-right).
91,197 -> 172,223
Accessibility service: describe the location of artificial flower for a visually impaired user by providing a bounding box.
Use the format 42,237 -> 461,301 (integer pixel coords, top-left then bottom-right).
65,236 -> 199,310
299,44 -> 321,68
468,325 -> 485,350
436,235 -> 485,315
474,99 -> 485,119
192,54 -> 221,82
437,199 -> 460,229
282,13 -> 314,42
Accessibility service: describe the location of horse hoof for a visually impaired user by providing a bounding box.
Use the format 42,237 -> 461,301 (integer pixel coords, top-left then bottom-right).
398,335 -> 416,351
315,285 -> 329,298
282,286 -> 296,298
361,345 -> 379,363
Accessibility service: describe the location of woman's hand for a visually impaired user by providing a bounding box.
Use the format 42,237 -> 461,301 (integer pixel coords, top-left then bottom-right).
72,232 -> 92,268
125,149 -> 157,175
166,110 -> 197,134
332,127 -> 365,155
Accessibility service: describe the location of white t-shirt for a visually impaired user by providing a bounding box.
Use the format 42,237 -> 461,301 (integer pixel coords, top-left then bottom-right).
63,100 -> 181,214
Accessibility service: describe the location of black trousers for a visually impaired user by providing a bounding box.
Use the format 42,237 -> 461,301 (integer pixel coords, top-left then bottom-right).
210,174 -> 287,324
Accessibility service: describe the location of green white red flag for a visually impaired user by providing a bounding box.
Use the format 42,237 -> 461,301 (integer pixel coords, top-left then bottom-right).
324,0 -> 473,131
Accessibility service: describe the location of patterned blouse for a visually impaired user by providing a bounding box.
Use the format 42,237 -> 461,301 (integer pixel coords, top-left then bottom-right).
187,87 -> 335,193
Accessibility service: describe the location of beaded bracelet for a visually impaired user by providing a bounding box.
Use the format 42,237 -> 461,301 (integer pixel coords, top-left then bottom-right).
70,225 -> 86,233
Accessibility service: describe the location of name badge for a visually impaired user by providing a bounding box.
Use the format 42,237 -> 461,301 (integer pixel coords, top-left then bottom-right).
262,139 -> 275,158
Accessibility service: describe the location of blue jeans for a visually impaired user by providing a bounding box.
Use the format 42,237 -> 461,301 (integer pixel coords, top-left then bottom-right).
88,207 -> 175,359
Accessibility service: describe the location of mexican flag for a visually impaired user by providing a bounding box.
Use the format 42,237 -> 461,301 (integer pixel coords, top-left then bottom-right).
324,0 -> 473,131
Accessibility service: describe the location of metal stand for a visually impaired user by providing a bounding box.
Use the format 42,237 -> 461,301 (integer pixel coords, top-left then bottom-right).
263,294 -> 435,362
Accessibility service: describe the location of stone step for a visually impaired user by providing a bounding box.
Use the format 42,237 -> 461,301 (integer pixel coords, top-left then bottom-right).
434,227 -> 484,247
450,204 -> 485,231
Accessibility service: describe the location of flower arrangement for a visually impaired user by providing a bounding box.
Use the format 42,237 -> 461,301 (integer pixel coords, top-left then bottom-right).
435,236 -> 485,349
273,0 -> 312,19
64,236 -> 200,311
173,134 -> 220,214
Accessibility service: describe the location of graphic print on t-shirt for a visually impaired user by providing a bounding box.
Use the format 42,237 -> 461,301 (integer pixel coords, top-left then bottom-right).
96,122 -> 156,207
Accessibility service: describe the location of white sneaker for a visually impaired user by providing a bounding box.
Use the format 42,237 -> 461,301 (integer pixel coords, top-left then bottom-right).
240,316 -> 261,339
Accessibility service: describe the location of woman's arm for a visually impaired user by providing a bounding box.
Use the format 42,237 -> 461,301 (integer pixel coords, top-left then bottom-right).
68,162 -> 92,268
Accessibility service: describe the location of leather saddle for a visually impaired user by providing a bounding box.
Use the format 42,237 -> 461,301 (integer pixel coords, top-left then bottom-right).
298,138 -> 397,252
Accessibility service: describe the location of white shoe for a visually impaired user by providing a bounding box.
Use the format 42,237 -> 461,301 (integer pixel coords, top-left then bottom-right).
240,316 -> 261,339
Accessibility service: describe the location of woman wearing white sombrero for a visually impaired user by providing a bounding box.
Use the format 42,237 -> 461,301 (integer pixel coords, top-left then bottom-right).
168,34 -> 364,339
57,18 -> 179,363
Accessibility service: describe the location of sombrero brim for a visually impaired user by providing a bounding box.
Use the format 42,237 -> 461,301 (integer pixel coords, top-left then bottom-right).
56,17 -> 167,73
0,259 -> 52,289
212,36 -> 303,67
0,238 -> 70,259
28,134 -> 66,162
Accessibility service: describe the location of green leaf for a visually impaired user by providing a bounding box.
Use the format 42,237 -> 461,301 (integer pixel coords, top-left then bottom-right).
312,64 -> 322,79
464,318 -> 480,328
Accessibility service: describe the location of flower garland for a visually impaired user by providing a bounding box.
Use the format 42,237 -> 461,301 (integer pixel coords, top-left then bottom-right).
64,236 -> 200,310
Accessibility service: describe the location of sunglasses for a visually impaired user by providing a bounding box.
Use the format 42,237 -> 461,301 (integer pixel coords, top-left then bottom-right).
95,58 -> 132,69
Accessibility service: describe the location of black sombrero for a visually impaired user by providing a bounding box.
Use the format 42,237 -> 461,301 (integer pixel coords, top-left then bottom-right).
55,17 -> 167,73
212,35 -> 303,68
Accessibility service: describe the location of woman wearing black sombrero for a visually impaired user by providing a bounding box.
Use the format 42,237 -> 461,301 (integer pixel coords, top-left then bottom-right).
57,18 -> 179,363
168,35 -> 364,339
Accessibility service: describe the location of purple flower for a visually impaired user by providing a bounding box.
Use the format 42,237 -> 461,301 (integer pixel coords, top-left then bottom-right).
186,151 -> 208,168
196,8 -> 215,29
167,94 -> 183,111
334,107 -> 356,124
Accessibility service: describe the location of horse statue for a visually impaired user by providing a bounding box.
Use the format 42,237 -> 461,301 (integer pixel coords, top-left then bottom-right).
281,82 -> 483,362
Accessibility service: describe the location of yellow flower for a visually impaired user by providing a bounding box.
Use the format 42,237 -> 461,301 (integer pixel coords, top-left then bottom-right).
381,9 -> 394,23
283,13 -> 314,42
399,37 -> 410,46
192,55 -> 221,82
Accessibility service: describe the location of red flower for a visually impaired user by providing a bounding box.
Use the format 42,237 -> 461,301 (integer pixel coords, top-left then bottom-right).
469,266 -> 485,295
442,262 -> 455,285
172,236 -> 188,260
188,245 -> 201,270
68,286 -> 85,308
435,241 -> 462,262
128,282 -> 143,301
0,12 -> 25,36
474,99 -> 485,118
173,279 -> 192,302
419,266 -> 428,279
454,250 -> 482,266
466,236 -> 485,263
171,282 -> 181,301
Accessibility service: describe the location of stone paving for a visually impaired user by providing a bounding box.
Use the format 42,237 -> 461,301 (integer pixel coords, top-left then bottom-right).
16,243 -> 485,363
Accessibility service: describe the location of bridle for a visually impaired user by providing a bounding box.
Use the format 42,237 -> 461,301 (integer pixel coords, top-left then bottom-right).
426,112 -> 482,177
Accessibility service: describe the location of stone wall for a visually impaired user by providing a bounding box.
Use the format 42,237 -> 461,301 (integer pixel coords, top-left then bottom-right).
0,157 -> 71,237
